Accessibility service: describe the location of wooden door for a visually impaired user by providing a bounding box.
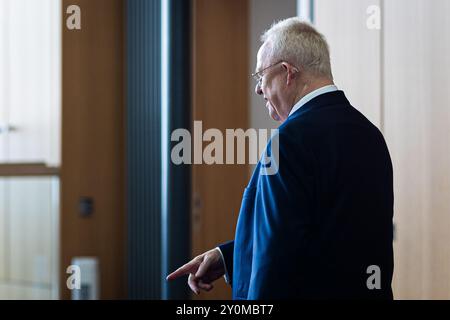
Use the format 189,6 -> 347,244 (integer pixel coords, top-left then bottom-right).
192,0 -> 250,300
61,0 -> 125,299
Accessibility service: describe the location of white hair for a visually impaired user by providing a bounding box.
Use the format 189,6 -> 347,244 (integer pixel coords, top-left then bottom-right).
261,17 -> 333,80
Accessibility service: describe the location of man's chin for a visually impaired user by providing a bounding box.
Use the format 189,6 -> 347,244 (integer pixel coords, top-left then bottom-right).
270,113 -> 281,122
268,106 -> 282,122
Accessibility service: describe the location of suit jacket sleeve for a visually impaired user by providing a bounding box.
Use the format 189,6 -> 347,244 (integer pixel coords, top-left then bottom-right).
218,240 -> 234,284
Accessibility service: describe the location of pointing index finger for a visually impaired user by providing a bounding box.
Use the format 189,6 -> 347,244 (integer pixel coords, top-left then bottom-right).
166,259 -> 199,281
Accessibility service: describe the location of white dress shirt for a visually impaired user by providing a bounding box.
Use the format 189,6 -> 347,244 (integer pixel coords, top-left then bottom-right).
288,84 -> 338,117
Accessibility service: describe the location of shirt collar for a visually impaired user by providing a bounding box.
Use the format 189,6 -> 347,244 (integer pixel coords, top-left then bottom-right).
288,84 -> 339,117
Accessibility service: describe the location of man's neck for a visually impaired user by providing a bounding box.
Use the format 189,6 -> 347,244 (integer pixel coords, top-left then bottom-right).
293,78 -> 335,107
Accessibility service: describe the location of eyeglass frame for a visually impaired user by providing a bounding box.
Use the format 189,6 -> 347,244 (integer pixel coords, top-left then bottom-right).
251,61 -> 283,86
251,60 -> 299,87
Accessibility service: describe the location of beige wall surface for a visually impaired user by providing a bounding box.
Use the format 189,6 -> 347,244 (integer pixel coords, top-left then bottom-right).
315,0 -> 450,299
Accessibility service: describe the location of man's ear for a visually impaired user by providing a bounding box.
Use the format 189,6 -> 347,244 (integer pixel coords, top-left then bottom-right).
284,63 -> 299,85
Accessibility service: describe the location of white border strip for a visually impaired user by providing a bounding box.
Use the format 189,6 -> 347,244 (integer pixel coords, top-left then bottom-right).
297,0 -> 313,23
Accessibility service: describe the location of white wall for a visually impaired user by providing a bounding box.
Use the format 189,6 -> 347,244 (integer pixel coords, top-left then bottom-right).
0,0 -> 61,166
249,0 -> 297,132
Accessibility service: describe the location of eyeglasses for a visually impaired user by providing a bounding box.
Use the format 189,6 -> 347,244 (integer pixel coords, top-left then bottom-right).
251,61 -> 283,86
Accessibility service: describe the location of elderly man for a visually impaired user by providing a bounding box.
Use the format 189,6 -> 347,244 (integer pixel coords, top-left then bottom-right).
167,17 -> 394,299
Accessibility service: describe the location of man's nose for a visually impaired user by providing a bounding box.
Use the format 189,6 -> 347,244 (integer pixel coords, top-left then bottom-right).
255,82 -> 263,95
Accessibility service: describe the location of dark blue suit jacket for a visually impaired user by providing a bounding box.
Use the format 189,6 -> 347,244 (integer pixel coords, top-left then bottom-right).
219,91 -> 394,299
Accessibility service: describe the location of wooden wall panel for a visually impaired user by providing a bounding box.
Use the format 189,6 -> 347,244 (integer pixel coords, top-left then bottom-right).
192,0 -> 249,300
61,0 -> 125,299
314,0 -> 382,129
384,0 -> 450,299
301,0 -> 450,299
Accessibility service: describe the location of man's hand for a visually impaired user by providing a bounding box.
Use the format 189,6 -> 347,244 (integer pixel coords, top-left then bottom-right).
166,248 -> 225,295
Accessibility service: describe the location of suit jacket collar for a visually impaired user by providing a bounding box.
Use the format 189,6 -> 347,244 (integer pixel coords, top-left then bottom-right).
287,90 -> 351,120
